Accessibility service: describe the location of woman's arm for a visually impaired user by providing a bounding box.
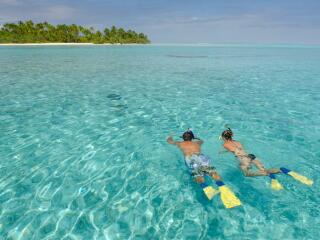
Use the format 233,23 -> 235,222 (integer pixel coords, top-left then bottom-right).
223,143 -> 232,152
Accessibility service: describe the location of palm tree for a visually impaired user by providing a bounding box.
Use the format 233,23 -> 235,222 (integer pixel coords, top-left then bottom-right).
0,20 -> 150,44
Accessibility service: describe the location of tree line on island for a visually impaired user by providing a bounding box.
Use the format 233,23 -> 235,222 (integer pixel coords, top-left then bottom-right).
0,20 -> 150,44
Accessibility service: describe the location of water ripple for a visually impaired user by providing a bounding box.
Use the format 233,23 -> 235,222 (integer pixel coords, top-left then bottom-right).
0,45 -> 319,239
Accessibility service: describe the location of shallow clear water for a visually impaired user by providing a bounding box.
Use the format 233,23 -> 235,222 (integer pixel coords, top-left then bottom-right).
0,45 -> 319,239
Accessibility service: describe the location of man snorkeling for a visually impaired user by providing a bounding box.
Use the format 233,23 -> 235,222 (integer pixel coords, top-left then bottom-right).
220,127 -> 280,177
220,127 -> 313,189
167,129 -> 242,208
167,129 -> 221,183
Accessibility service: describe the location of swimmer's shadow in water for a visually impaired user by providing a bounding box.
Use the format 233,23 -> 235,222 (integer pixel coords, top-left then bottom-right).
107,93 -> 122,101
110,104 -> 128,111
107,93 -> 128,114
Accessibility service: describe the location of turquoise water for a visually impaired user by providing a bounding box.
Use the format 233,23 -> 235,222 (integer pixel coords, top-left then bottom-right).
0,45 -> 319,239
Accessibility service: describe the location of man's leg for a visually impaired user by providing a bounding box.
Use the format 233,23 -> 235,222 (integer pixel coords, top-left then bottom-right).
193,172 -> 219,200
194,176 -> 205,184
209,171 -> 221,181
192,169 -> 219,200
191,168 -> 205,183
206,166 -> 242,208
205,166 -> 221,181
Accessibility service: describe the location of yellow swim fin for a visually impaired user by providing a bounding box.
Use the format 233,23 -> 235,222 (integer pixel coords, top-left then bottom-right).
269,174 -> 283,190
288,172 -> 313,185
280,167 -> 313,186
202,185 -> 220,200
216,181 -> 241,209
271,179 -> 283,190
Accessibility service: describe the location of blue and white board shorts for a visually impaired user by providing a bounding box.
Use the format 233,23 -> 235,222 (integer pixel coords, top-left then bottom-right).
185,154 -> 217,178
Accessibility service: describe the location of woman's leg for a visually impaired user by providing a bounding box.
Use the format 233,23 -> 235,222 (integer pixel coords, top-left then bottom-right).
241,164 -> 268,177
252,159 -> 266,171
267,168 -> 281,174
252,159 -> 281,174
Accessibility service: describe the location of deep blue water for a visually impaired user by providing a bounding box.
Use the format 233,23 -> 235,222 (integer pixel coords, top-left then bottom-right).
0,45 -> 319,239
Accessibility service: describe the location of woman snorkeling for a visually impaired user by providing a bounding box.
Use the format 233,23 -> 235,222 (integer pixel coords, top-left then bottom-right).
220,128 -> 281,177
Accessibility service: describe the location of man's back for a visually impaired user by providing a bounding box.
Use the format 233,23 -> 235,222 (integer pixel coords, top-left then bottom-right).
177,141 -> 202,157
166,132 -> 203,157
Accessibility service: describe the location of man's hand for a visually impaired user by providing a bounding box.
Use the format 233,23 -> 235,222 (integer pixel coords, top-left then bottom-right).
167,136 -> 175,144
196,139 -> 204,145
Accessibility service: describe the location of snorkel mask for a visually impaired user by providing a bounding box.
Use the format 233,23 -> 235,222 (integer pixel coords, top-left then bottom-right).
221,127 -> 233,140
181,128 -> 199,141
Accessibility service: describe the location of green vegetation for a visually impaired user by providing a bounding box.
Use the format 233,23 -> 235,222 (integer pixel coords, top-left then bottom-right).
0,20 -> 150,44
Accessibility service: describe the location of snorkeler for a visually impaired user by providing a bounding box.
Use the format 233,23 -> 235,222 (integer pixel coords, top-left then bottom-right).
220,127 -> 313,189
167,130 -> 220,183
167,129 -> 241,208
220,128 -> 280,177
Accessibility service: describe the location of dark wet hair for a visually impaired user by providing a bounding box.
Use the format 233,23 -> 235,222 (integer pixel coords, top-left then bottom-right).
221,128 -> 233,140
182,129 -> 195,141
182,132 -> 193,141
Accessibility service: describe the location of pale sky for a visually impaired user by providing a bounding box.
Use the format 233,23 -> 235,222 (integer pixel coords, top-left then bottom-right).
0,0 -> 319,44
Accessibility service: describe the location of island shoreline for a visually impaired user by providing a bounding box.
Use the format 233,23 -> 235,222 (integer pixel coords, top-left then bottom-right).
0,43 -> 150,46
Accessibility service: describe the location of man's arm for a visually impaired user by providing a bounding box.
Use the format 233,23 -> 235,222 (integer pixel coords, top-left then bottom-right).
196,139 -> 204,145
167,136 -> 179,145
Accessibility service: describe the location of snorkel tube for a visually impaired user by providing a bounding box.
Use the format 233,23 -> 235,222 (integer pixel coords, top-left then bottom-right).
220,125 -> 233,141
